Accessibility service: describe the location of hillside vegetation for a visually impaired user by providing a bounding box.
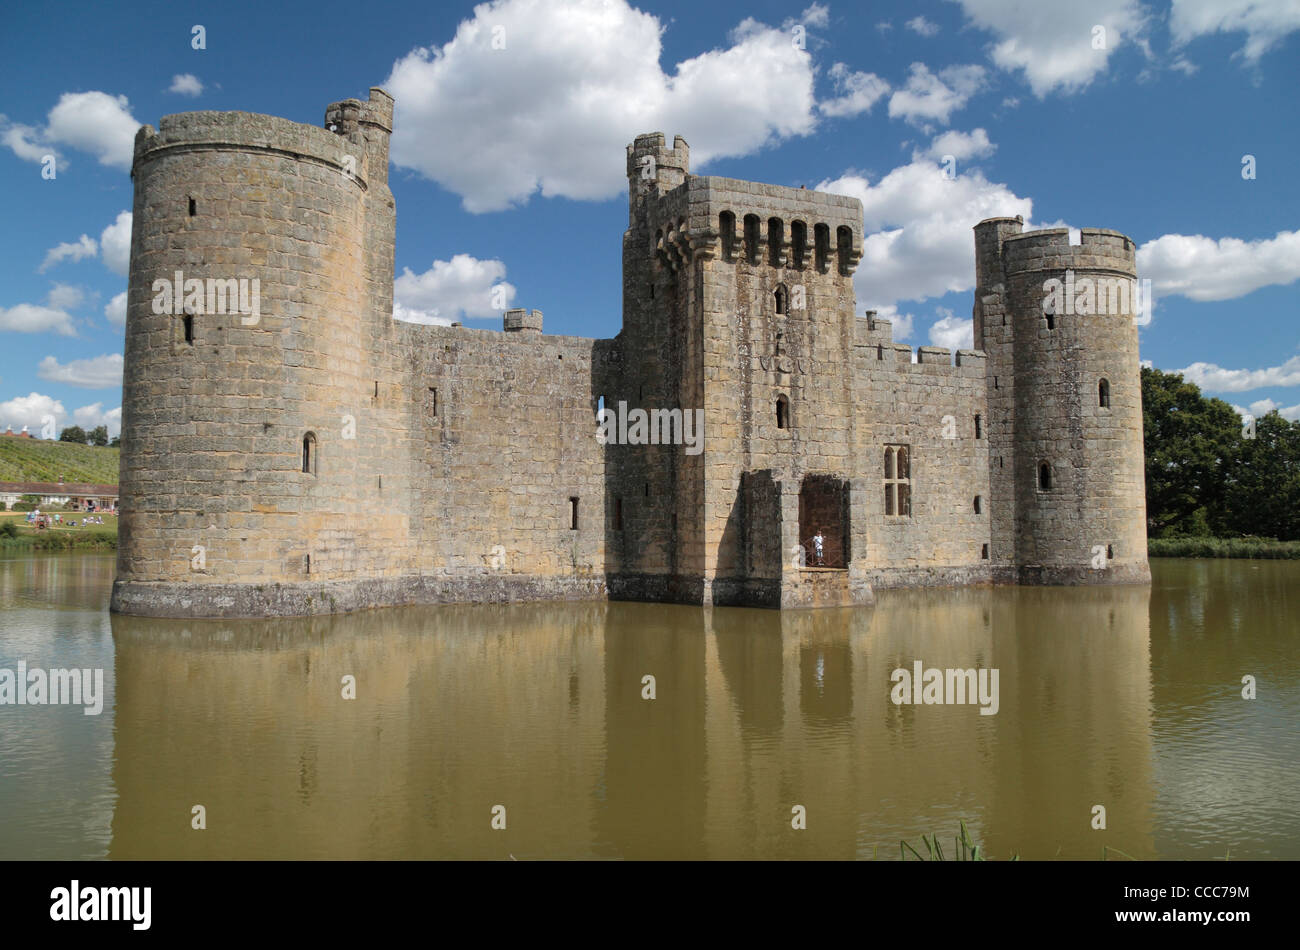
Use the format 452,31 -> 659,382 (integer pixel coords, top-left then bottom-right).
0,438 -> 120,485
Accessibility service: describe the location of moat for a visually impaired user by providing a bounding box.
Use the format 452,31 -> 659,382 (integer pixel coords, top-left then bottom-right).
2,552 -> 1296,860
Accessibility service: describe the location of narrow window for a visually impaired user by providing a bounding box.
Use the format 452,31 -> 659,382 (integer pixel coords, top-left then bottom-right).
614,497 -> 623,531
790,220 -> 807,269
1045,311 -> 1055,330
569,497 -> 579,530
993,375 -> 999,390
1098,378 -> 1111,408
429,387 -> 438,416
305,554 -> 311,574
649,283 -> 654,299
775,284 -> 789,315
884,445 -> 911,517
974,495 -> 982,515
374,380 -> 379,398
1038,461 -> 1052,491
188,196 -> 196,217
776,394 -> 789,430
644,482 -> 650,497
719,211 -> 736,260
182,314 -> 194,344
814,223 -> 830,272
974,414 -> 982,439
1107,544 -> 1115,559
768,217 -> 784,267
744,214 -> 761,264
981,543 -> 989,560
302,432 -> 317,475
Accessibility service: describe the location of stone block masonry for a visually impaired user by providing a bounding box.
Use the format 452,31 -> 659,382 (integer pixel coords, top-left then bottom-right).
111,90 -> 1149,618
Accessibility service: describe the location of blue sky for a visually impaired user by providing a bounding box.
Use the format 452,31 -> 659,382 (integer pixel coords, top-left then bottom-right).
1,0 -> 1298,437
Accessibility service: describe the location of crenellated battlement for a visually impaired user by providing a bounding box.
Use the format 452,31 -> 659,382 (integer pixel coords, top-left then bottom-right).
503,308 -> 543,334
642,173 -> 863,274
133,103 -> 389,190
1002,227 -> 1136,277
855,340 -> 988,379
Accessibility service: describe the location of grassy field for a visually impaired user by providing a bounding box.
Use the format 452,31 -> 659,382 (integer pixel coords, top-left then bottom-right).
1148,537 -> 1300,559
0,510 -> 118,550
0,437 -> 119,485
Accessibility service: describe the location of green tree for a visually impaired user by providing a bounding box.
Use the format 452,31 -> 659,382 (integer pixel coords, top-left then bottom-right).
89,425 -> 109,446
1223,411 -> 1300,540
59,425 -> 87,444
1141,367 -> 1240,537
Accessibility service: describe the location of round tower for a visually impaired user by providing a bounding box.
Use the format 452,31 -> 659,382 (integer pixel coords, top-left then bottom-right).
113,91 -> 401,617
1000,228 -> 1149,584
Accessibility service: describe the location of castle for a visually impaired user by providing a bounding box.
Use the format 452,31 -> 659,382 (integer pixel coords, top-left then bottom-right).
111,88 -> 1149,619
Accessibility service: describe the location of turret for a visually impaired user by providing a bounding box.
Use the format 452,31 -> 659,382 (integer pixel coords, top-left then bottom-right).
113,90 -> 404,617
996,226 -> 1149,584
626,132 -> 690,225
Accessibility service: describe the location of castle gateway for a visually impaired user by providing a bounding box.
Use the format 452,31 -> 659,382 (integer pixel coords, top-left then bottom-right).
111,88 -> 1149,619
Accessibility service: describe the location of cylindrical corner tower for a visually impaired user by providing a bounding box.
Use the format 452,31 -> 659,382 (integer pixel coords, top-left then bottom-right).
1000,228 -> 1149,585
113,90 -> 406,617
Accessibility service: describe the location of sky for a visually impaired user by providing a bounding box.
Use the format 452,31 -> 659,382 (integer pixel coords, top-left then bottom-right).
1,0 -> 1298,438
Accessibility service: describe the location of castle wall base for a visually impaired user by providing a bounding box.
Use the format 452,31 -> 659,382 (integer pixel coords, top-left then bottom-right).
110,575 -> 608,620
1016,563 -> 1153,586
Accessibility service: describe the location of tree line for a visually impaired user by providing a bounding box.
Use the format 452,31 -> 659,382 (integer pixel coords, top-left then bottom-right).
1143,367 -> 1300,541
58,425 -> 119,447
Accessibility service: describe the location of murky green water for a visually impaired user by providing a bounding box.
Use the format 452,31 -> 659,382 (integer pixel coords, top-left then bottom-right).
1,553 -> 1295,859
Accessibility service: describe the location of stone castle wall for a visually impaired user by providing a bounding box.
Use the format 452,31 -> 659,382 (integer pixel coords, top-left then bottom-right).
112,91 -> 1150,618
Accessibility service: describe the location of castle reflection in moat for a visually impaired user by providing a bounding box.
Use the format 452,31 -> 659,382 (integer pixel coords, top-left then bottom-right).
107,585 -> 1155,859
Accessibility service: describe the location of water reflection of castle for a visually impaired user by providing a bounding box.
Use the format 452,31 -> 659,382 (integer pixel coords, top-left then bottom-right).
109,586 -> 1153,859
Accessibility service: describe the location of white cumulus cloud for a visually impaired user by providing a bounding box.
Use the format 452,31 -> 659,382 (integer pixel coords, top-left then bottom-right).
43,91 -> 140,170
818,158 -> 1032,310
394,254 -> 516,324
1232,397 -> 1300,422
168,74 -> 204,96
906,16 -> 941,37
37,353 -> 124,389
0,393 -> 66,436
820,63 -> 890,117
0,116 -> 57,164
1170,0 -> 1300,62
100,211 -> 132,277
105,292 -> 127,327
1179,355 -> 1300,394
384,0 -> 821,211
1138,230 -> 1300,302
947,0 -> 1148,97
71,402 -> 122,437
887,62 -> 986,127
0,284 -> 83,336
925,127 -> 996,161
929,308 -> 975,349
39,234 -> 97,272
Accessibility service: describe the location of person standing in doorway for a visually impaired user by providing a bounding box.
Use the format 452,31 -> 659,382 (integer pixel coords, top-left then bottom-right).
812,529 -> 825,567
